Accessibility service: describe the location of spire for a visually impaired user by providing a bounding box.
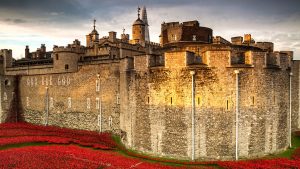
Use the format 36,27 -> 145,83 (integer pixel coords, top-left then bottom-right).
141,6 -> 150,42
141,6 -> 148,26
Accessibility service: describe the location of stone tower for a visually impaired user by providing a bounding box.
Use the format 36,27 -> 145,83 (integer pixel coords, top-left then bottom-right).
141,6 -> 150,42
131,7 -> 145,45
86,19 -> 99,47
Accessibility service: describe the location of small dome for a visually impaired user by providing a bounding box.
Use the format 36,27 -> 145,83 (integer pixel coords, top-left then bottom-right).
133,18 -> 145,26
90,29 -> 99,35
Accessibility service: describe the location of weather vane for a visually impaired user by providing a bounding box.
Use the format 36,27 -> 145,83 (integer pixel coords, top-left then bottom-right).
93,19 -> 96,30
138,6 -> 141,19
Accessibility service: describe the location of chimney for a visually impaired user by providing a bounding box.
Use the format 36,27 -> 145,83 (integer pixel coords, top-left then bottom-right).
25,45 -> 30,59
109,31 -> 117,42
41,44 -> 46,53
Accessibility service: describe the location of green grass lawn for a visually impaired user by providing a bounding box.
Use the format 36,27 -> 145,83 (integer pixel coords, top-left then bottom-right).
266,134 -> 300,158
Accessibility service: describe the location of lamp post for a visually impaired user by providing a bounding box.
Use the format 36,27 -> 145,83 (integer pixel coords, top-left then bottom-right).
234,70 -> 240,161
190,70 -> 195,160
289,72 -> 293,148
97,73 -> 102,133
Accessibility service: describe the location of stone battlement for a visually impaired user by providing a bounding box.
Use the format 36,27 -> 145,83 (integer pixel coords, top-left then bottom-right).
53,46 -> 85,53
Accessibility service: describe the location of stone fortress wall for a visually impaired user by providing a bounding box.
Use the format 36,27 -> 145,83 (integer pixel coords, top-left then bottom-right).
0,9 -> 299,160
121,45 -> 294,160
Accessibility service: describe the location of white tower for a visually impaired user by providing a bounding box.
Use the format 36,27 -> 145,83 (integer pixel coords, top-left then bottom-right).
141,6 -> 150,42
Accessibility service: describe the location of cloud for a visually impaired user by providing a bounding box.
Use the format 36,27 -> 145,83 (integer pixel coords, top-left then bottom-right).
0,0 -> 299,59
4,18 -> 27,24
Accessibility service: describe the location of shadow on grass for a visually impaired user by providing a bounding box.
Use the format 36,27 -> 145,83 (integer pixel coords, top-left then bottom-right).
0,142 -> 51,150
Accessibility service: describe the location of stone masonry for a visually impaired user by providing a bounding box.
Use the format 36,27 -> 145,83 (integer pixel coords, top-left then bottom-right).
0,9 -> 298,160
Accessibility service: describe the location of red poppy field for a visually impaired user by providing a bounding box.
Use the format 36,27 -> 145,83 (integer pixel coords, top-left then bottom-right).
0,122 -> 300,169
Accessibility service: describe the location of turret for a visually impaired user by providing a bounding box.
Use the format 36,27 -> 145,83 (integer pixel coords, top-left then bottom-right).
86,19 -> 99,47
131,7 -> 146,46
53,40 -> 84,73
0,49 -> 13,68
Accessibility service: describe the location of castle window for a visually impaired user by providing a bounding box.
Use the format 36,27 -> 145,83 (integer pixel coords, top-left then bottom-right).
147,97 -> 150,104
56,54 -> 59,60
26,97 -> 30,107
65,64 -> 69,70
96,80 -> 100,92
96,97 -> 100,109
193,35 -> 197,41
197,97 -> 201,106
273,95 -> 276,104
251,96 -> 255,106
4,79 -> 10,86
67,97 -> 72,108
3,92 -> 7,101
171,97 -> 173,105
87,98 -> 91,109
171,34 -> 177,41
50,97 -> 54,108
226,100 -> 229,110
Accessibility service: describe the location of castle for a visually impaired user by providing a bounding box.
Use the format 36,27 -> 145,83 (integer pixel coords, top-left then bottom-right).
0,6 -> 300,160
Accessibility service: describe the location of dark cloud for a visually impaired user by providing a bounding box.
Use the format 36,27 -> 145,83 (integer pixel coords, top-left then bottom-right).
4,18 -> 27,24
0,0 -> 91,22
0,0 -> 299,59
0,0 -> 299,26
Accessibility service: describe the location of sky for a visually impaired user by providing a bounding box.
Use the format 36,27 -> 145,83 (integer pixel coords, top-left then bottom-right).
0,0 -> 299,59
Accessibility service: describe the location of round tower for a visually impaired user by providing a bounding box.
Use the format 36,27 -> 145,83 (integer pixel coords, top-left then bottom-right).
132,7 -> 145,45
